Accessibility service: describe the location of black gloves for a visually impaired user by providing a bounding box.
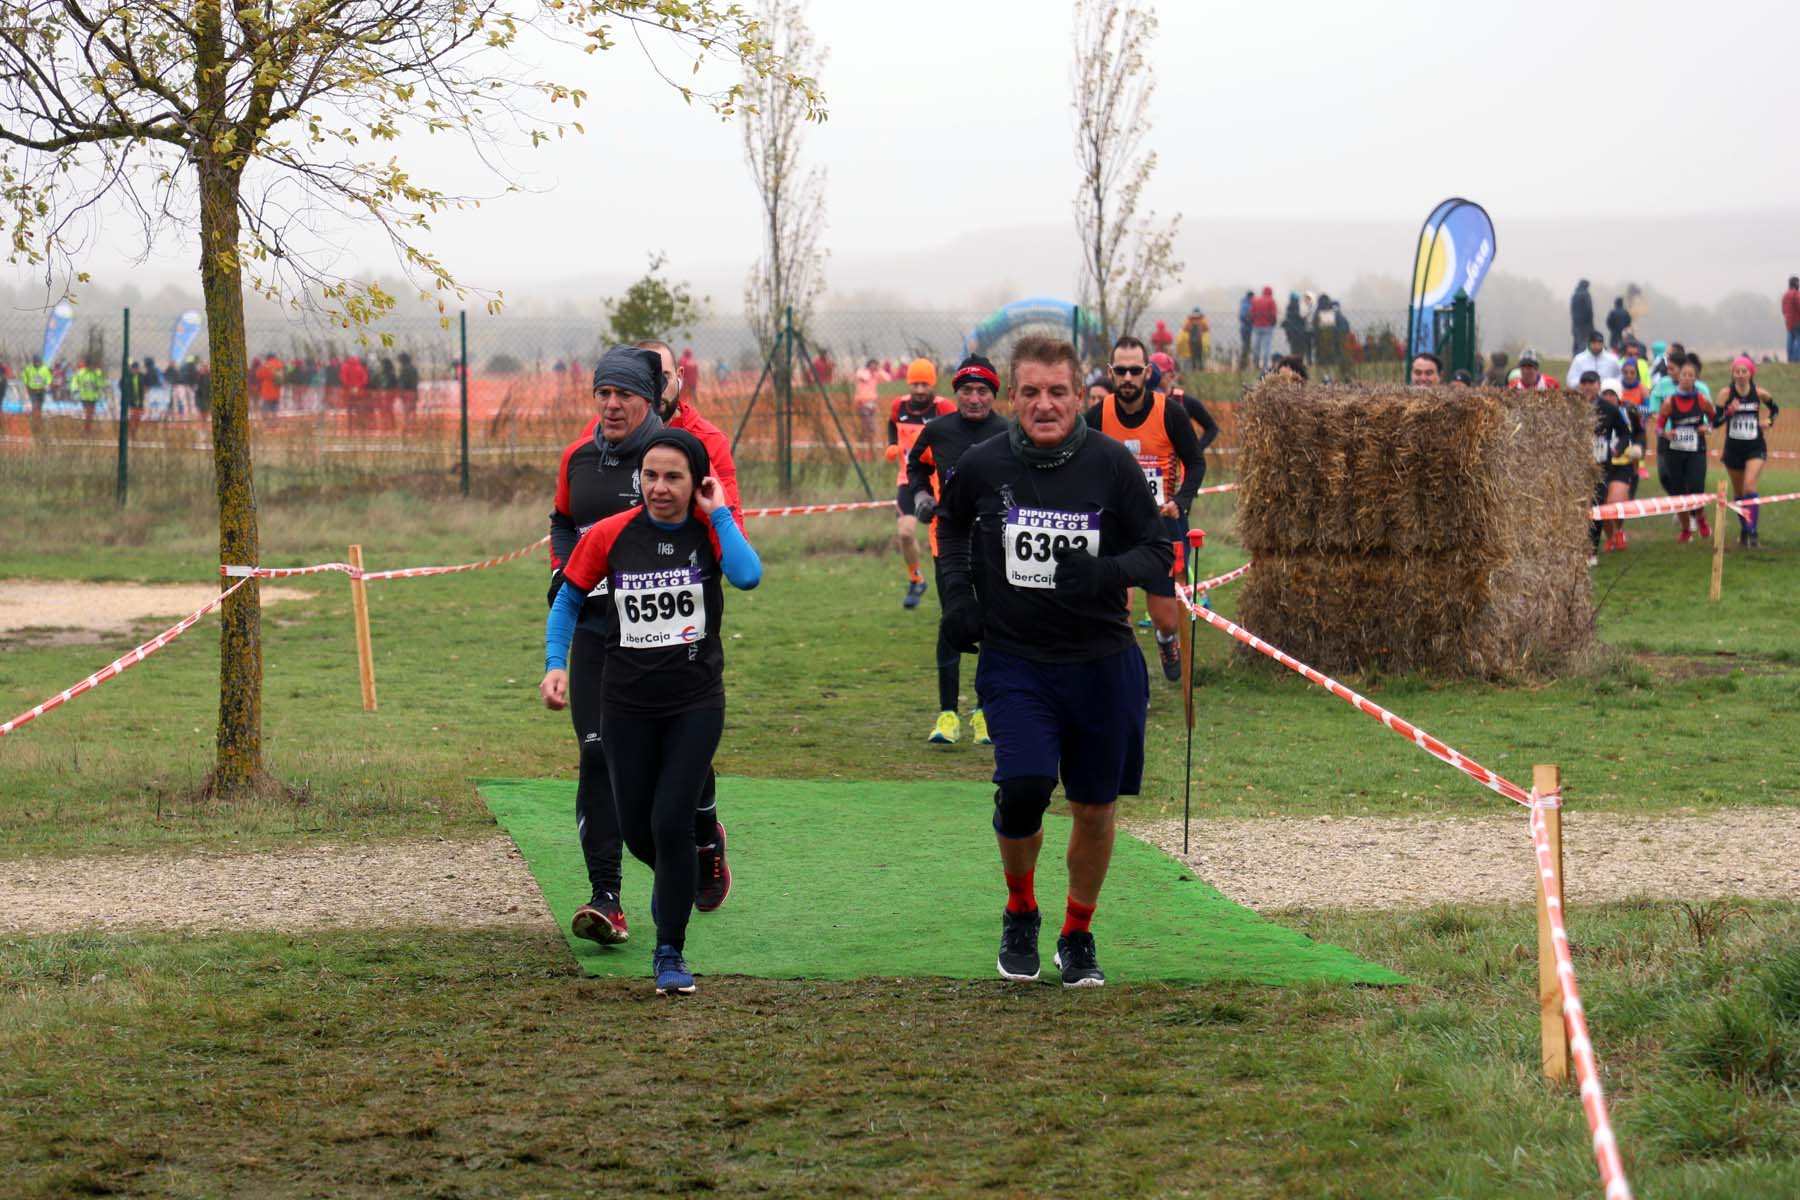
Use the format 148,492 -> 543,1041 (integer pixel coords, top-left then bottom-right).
546,568 -> 567,607
940,584 -> 983,654
913,491 -> 937,522
1052,544 -> 1122,597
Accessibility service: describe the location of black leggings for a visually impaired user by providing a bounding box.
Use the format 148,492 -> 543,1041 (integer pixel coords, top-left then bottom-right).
601,707 -> 725,952
568,628 -> 622,898
569,630 -> 721,900
933,558 -> 980,713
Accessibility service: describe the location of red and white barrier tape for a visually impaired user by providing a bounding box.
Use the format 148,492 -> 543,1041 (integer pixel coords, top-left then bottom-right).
0,576 -> 252,738
1174,578 -> 1534,806
1191,482 -> 1240,497
363,536 -> 550,581
740,499 -> 893,517
1191,560 -> 1254,593
1590,489 -> 1799,522
1174,580 -> 1631,1198
223,535 -> 551,582
1587,492 -> 1711,522
1531,793 -> 1633,1200
1723,489 -> 1800,519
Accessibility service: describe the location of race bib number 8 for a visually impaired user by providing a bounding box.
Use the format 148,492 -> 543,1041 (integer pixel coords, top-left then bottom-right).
1003,506 -> 1099,590
1729,413 -> 1759,440
615,568 -> 706,649
1670,426 -> 1699,453
1137,454 -> 1165,506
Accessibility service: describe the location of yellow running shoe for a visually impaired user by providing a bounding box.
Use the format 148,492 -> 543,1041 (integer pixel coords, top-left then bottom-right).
970,708 -> 992,746
929,710 -> 960,744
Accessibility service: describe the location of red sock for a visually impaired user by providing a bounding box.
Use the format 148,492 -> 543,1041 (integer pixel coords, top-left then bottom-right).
1062,896 -> 1096,937
908,563 -> 924,584
1004,870 -> 1036,914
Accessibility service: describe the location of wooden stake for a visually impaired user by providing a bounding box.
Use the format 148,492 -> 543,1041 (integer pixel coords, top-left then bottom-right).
1534,762 -> 1568,1083
1710,481 -> 1727,602
348,544 -> 377,712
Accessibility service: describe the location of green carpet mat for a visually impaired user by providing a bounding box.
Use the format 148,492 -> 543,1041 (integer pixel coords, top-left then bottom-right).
479,777 -> 1402,986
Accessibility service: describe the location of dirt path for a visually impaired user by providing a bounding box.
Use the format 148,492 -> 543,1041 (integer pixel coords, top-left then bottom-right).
0,579 -> 311,643
3,810 -> 1796,935
1136,809 -> 1800,911
0,837 -> 550,935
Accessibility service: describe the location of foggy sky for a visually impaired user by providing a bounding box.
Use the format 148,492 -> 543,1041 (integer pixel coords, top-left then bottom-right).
7,0 -> 1798,310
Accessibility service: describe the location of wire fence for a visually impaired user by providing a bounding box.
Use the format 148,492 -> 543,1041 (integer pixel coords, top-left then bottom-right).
0,305 -> 1425,505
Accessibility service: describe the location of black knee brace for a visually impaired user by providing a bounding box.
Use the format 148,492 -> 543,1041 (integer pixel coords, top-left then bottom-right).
993,775 -> 1056,839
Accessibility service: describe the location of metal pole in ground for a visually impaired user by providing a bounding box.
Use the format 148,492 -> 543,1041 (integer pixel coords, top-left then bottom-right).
459,310 -> 470,498
780,305 -> 794,491
116,307 -> 131,505
1181,528 -> 1204,855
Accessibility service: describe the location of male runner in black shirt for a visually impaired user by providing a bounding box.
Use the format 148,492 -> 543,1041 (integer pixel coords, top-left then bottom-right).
935,336 -> 1173,987
905,352 -> 1009,746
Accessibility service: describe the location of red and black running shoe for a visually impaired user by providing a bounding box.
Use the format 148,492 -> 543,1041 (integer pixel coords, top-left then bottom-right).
695,822 -> 732,913
571,892 -> 629,944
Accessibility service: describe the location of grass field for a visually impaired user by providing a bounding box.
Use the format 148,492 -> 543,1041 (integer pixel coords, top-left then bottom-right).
3,440 -> 1800,1195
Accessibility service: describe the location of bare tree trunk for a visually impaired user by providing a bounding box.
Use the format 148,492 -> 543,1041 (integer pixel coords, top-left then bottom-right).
197,5 -> 263,797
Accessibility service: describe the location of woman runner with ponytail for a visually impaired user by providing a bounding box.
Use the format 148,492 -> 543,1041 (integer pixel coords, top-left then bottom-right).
1717,355 -> 1778,547
541,427 -> 762,996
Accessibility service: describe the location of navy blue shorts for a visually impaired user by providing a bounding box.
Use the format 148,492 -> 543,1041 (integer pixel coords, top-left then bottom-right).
974,645 -> 1148,806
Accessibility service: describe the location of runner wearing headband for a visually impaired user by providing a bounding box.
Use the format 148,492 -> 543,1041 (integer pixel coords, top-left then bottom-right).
542,427 -> 763,996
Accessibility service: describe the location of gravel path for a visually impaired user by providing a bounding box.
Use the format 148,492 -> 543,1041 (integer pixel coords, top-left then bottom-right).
0,579 -> 310,639
1136,809 -> 1800,911
3,809 -> 1796,935
0,837 -> 550,935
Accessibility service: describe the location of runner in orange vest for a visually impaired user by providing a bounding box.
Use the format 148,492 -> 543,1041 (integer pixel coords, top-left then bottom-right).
1086,336 -> 1204,682
887,358 -> 955,607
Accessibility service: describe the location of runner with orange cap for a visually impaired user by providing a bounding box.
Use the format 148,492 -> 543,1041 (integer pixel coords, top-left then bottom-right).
887,358 -> 956,607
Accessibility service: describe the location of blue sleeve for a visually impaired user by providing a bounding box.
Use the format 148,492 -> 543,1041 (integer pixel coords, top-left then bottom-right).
710,507 -> 762,590
544,581 -> 583,671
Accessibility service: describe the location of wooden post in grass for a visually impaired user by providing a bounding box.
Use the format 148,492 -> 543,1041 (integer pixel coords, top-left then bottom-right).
348,544 -> 377,712
1534,762 -> 1568,1083
1710,482 -> 1727,602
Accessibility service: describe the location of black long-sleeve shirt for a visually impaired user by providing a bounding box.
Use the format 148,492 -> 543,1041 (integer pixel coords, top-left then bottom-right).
936,431 -> 1173,663
903,410 -> 1009,503
1172,388 -> 1219,453
1082,393 -> 1205,510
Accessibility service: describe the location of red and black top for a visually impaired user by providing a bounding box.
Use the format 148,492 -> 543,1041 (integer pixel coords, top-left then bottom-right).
559,507 -> 728,717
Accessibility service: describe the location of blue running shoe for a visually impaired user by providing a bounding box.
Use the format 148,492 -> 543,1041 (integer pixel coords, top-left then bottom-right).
903,578 -> 928,609
654,944 -> 696,996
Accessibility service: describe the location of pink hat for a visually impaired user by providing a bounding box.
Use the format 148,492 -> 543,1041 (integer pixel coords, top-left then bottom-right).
1150,351 -> 1177,374
1731,355 -> 1756,375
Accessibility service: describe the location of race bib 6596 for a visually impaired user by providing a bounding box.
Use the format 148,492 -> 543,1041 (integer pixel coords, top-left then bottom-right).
615,568 -> 705,649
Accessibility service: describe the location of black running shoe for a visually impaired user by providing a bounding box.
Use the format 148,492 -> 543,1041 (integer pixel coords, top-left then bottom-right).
695,821 -> 732,913
1054,931 -> 1105,988
571,892 -> 628,945
997,908 -> 1041,982
1157,635 -> 1181,681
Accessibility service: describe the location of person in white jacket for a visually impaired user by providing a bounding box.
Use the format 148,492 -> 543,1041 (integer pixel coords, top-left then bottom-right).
1566,329 -> 1622,388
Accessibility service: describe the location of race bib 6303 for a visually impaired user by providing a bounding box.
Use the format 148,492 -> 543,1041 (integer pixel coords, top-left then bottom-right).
1003,506 -> 1099,590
